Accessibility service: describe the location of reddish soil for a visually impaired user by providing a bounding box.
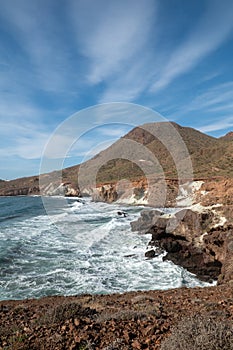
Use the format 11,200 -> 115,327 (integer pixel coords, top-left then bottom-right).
0,284 -> 232,349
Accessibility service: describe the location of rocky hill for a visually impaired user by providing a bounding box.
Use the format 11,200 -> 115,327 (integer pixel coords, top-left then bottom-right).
96,122 -> 233,180
220,131 -> 233,140
0,122 -> 233,197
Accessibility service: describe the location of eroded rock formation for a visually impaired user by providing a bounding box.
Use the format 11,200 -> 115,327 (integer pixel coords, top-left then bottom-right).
131,205 -> 233,284
89,178 -> 180,206
41,182 -> 80,197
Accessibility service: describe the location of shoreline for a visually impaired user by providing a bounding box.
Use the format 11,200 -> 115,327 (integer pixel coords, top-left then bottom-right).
1,178 -> 233,287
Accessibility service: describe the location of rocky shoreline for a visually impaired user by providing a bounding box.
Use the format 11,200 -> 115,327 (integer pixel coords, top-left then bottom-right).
0,177 -> 232,286
133,179 -> 233,286
92,177 -> 233,286
131,206 -> 233,284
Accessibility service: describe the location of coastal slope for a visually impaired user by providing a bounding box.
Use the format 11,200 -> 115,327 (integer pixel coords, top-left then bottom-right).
0,285 -> 232,349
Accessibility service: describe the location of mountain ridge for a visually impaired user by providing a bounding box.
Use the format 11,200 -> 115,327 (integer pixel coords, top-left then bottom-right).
0,122 -> 233,196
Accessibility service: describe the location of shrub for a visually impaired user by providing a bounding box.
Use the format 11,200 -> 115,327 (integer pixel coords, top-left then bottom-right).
41,301 -> 96,324
160,314 -> 233,350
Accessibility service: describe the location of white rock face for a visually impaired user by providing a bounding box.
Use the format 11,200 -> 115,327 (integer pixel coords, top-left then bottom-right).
176,181 -> 204,207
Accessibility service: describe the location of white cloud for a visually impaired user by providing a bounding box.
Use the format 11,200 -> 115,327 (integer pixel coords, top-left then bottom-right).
166,81 -> 233,124
183,82 -> 233,113
70,0 -> 156,85
151,0 -> 233,91
99,54 -> 154,102
69,0 -> 157,102
0,125 -> 50,159
198,116 -> 233,133
97,126 -> 130,138
0,102 -> 53,159
0,0 -> 74,93
176,82 -> 233,134
193,82 -> 233,109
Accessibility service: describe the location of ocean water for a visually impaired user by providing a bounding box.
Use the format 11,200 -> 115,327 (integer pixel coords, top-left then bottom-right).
0,196 -> 212,300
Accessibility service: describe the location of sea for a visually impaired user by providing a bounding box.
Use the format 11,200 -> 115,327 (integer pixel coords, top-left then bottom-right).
0,196 -> 213,300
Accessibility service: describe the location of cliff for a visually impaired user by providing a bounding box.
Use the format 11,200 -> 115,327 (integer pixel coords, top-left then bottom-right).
130,177 -> 233,285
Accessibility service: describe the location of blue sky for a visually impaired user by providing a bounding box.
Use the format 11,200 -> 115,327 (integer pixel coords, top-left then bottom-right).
1,0 -> 233,179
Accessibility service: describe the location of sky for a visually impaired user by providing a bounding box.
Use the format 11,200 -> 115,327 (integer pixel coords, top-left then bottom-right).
0,0 -> 233,180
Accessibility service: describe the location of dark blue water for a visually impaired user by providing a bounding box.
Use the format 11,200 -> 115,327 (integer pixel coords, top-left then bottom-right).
0,196 -> 45,223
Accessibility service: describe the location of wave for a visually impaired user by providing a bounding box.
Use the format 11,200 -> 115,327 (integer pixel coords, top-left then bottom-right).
0,196 -> 214,300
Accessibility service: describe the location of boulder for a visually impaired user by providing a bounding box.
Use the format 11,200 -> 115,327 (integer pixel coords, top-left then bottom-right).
145,249 -> 156,258
130,209 -> 162,233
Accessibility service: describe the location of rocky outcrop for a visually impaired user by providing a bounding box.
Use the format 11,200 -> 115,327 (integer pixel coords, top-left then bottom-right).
91,178 -> 233,285
195,178 -> 233,206
90,178 -> 181,206
0,177 -> 40,196
41,182 -> 80,197
0,174 -> 81,197
131,206 -> 233,284
92,184 -> 118,203
0,186 -> 40,196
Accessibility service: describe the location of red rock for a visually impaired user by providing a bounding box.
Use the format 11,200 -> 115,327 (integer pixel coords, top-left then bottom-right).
74,318 -> 80,327
132,339 -> 141,349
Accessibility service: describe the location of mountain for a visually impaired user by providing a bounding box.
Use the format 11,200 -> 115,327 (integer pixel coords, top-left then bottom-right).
220,131 -> 233,140
75,121 -> 233,184
0,122 -> 233,196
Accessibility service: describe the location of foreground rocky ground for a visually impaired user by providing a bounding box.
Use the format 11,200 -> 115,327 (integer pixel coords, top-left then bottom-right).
0,284 -> 233,350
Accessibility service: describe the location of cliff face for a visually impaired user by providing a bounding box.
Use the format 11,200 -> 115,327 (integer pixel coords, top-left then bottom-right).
88,178 -> 180,207
0,176 -> 40,196
0,175 -> 80,197
130,178 -> 233,285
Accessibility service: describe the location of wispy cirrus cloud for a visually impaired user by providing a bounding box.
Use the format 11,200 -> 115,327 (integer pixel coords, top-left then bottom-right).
69,0 -> 157,101
151,0 -> 233,91
0,122 -> 50,159
0,0 -> 77,93
198,116 -> 233,133
188,82 -> 233,112
0,99 -> 57,160
99,54 -> 154,102
167,81 -> 233,134
191,82 -> 233,133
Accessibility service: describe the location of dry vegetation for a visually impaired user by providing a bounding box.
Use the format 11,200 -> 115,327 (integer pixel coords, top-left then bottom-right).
160,313 -> 233,350
0,285 -> 233,349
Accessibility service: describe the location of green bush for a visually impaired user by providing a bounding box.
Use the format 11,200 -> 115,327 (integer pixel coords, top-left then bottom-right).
160,314 -> 233,350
